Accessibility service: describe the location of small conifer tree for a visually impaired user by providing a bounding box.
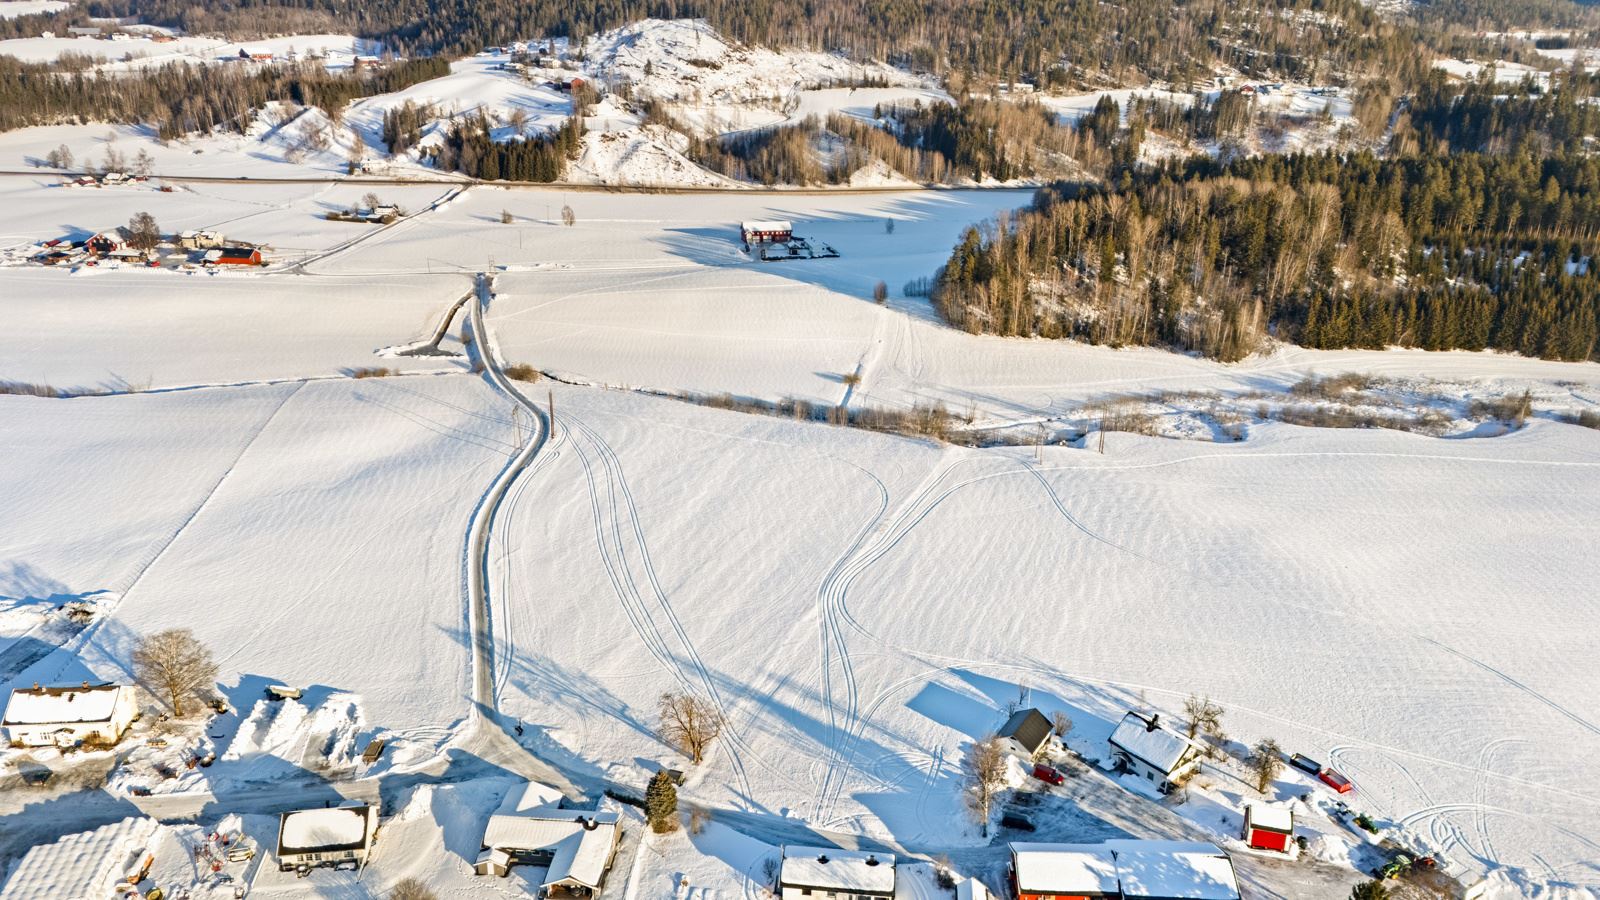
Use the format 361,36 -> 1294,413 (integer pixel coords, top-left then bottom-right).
646,769 -> 678,833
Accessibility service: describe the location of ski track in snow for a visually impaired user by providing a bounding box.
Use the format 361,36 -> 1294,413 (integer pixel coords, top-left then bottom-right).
562,412 -> 760,802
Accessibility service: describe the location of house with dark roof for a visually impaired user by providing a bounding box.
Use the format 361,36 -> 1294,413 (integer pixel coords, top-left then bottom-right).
998,708 -> 1054,758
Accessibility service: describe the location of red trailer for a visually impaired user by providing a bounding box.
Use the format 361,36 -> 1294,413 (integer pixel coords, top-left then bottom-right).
1243,804 -> 1294,852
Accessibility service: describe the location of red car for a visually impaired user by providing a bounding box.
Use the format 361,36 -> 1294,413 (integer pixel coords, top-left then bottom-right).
1032,763 -> 1065,785
1319,768 -> 1354,793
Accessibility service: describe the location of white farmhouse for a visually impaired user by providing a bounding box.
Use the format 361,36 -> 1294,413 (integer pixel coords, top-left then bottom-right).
476,782 -> 622,897
777,845 -> 896,900
2,682 -> 138,748
1106,711 -> 1205,792
276,804 -> 378,872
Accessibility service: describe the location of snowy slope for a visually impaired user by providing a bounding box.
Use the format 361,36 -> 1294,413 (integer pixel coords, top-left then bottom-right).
490,382 -> 1600,891
2,376 -> 519,735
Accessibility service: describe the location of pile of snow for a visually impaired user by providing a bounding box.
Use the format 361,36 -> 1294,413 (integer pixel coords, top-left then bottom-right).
222,692 -> 365,773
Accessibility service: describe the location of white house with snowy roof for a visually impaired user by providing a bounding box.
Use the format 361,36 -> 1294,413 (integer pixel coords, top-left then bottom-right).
2,681 -> 138,748
777,845 -> 896,900
476,781 -> 622,896
1007,841 -> 1241,900
1106,711 -> 1205,792
276,803 -> 378,871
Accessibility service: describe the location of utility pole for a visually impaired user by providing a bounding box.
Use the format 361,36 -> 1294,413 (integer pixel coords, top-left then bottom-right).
548,389 -> 554,427
1098,419 -> 1107,455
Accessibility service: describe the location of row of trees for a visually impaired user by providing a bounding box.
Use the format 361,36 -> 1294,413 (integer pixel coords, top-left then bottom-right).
934,149 -> 1600,361
0,55 -> 448,136
432,114 -> 583,181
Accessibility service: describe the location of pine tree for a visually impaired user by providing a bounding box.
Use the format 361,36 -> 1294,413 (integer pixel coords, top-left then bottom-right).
646,769 -> 678,834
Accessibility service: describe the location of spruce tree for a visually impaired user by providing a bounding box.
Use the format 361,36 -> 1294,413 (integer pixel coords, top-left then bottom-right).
646,769 -> 678,834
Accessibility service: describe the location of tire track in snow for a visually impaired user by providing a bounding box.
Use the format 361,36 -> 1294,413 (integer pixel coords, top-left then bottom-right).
561,412 -> 760,801
1423,637 -> 1600,739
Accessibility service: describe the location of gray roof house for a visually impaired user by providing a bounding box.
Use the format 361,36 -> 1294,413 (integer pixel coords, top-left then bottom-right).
998,708 -> 1054,757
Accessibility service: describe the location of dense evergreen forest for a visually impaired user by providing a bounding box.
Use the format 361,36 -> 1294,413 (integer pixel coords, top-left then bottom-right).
936,144 -> 1600,361
0,55 -> 449,136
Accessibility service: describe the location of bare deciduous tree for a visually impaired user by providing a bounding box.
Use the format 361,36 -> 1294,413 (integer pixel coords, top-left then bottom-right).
1250,738 -> 1283,794
134,148 -> 155,177
501,209 -> 514,224
362,192 -> 383,211
46,144 -> 74,169
1183,694 -> 1223,741
963,734 -> 1008,831
873,281 -> 888,304
658,691 -> 721,764
1050,710 -> 1073,738
126,211 -> 161,252
387,878 -> 438,900
132,628 -> 217,718
560,204 -> 576,226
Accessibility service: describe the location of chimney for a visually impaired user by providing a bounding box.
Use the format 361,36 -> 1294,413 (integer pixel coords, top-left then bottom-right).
1147,713 -> 1160,732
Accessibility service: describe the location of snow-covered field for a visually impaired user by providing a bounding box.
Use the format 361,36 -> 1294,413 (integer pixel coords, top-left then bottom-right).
488,382 -> 1600,889
1,376 -> 519,737
0,0 -> 66,18
1,125 -> 1599,897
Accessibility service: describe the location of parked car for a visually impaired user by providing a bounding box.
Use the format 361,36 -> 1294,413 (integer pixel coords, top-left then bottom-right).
1320,768 -> 1354,793
1289,753 -> 1323,775
1031,763 -> 1065,785
1000,813 -> 1036,832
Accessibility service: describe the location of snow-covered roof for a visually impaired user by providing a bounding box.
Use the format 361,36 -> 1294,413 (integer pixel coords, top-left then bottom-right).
1106,841 -> 1240,900
1010,843 -> 1119,895
741,220 -> 792,233
779,846 -> 896,895
2,683 -> 129,726
0,816 -> 157,900
542,822 -> 618,890
493,780 -> 565,815
277,805 -> 375,854
1245,803 -> 1293,833
1108,711 -> 1204,774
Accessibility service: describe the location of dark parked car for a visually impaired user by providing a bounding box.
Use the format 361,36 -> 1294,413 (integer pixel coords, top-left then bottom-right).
1289,753 -> 1323,776
1000,813 -> 1036,832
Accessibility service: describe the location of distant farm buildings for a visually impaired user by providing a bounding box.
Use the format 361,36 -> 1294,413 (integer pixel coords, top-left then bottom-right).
777,846 -> 896,900
740,220 -> 793,245
276,804 -> 378,873
2,682 -> 138,748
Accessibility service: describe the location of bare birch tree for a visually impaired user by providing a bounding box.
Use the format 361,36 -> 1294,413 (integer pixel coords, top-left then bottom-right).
963,735 -> 1008,831
658,691 -> 721,764
1250,738 -> 1283,794
132,629 -> 218,718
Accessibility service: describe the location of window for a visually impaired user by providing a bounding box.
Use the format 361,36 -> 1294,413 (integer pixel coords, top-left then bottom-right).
1145,771 -> 1154,780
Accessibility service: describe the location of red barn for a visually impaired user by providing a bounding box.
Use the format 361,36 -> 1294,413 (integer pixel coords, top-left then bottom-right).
212,247 -> 262,266
740,220 -> 793,245
1242,804 -> 1293,853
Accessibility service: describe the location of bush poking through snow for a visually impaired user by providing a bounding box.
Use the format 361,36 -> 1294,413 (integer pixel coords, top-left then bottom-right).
1249,737 -> 1283,794
387,878 -> 438,900
1051,710 -> 1073,738
873,281 -> 888,304
504,363 -> 540,382
1349,880 -> 1389,900
1183,694 -> 1224,742
133,629 -> 218,718
841,372 -> 863,387
646,769 -> 678,833
658,691 -> 721,765
561,204 -> 576,227
501,209 -> 514,224
349,367 -> 396,378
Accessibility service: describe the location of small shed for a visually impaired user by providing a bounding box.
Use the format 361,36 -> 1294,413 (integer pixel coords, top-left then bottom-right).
1009,842 -> 1120,900
740,220 -> 793,245
998,707 -> 1054,758
777,846 -> 895,900
178,230 -> 226,250
276,804 -> 377,871
1107,711 -> 1205,792
1242,804 -> 1293,853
